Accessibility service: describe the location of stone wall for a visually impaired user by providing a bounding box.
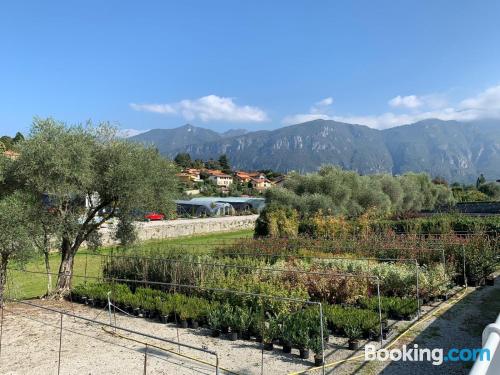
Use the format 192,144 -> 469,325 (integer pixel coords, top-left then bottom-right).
99,214 -> 258,246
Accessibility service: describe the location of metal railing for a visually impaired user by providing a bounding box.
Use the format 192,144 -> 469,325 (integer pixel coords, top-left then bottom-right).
470,313 -> 500,375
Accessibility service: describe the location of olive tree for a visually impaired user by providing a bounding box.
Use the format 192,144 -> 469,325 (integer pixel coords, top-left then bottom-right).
16,118 -> 179,295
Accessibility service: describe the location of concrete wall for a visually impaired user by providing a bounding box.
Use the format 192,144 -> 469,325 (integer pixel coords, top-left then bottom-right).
99,214 -> 258,246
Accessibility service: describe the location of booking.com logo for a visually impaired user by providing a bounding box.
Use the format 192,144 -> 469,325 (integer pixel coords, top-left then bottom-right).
365,344 -> 490,366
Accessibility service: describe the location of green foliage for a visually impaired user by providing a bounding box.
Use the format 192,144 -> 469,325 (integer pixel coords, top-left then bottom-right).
174,152 -> 192,168
12,118 -> 179,291
255,206 -> 299,237
0,192 -> 37,301
218,154 -> 231,173
265,167 -> 455,220
259,166 -> 456,237
453,189 -> 491,202
478,182 -> 500,200
359,296 -> 418,320
323,305 -> 383,338
114,214 -> 137,247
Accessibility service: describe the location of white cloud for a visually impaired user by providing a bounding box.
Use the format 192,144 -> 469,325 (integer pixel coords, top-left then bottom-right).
117,128 -> 147,138
129,103 -> 175,114
459,85 -> 500,111
315,97 -> 333,107
388,95 -> 423,109
284,85 -> 500,129
130,95 -> 268,123
283,97 -> 335,125
282,113 -> 333,125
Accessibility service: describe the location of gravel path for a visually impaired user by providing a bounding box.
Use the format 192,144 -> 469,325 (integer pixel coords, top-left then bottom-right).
1,282 -> 497,375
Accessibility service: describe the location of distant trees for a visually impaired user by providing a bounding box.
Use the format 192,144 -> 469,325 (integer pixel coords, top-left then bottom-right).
476,174 -> 486,189
174,152 -> 232,173
478,182 -> 500,200
174,152 -> 192,168
452,174 -> 500,202
263,166 -> 455,220
218,154 -> 231,173
0,132 -> 25,151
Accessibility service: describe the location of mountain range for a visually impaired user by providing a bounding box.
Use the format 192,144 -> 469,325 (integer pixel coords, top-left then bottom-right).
129,119 -> 500,183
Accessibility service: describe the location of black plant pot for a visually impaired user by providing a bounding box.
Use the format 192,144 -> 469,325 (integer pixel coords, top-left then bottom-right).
221,326 -> 229,334
190,320 -> 199,329
178,319 -> 188,329
263,342 -> 273,351
299,348 -> 310,359
229,332 -> 238,341
255,335 -> 263,343
161,315 -> 169,324
348,340 -> 360,350
486,276 -> 495,286
314,355 -> 324,366
211,329 -> 221,337
133,308 -> 140,317
241,331 -> 251,340
82,296 -> 88,305
282,344 -> 292,354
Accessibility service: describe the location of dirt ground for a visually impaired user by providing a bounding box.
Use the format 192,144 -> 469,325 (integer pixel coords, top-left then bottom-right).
0,300 -> 394,375
0,284 -> 491,375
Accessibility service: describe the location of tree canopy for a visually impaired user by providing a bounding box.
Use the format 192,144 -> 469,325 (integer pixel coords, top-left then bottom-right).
11,118 -> 179,293
264,166 -> 455,219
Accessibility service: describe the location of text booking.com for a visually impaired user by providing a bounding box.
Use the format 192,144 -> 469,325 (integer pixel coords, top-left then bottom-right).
365,344 -> 490,366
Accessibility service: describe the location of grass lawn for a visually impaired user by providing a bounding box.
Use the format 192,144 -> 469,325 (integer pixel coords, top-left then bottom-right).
6,229 -> 253,300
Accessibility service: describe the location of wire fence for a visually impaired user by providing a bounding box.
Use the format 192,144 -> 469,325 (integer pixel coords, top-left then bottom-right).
0,300 -> 222,375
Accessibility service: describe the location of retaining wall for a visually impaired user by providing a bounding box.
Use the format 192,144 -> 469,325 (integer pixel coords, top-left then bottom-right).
99,215 -> 258,245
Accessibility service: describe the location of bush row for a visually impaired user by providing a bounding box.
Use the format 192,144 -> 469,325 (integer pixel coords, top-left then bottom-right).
71,283 -> 412,355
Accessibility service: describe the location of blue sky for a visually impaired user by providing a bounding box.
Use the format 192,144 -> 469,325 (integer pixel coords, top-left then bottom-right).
1,1 -> 500,136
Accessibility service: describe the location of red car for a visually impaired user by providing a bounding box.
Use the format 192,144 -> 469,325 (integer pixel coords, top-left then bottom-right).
144,212 -> 165,221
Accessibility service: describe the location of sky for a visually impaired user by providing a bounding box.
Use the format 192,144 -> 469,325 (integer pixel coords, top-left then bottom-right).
1,0 -> 500,136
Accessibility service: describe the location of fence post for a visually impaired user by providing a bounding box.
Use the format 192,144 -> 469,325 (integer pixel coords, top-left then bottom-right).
0,303 -> 4,362
107,291 -> 113,329
462,244 -> 468,288
415,260 -> 421,319
319,302 -> 325,375
143,344 -> 148,375
84,252 -> 88,283
57,313 -> 63,375
215,353 -> 220,375
376,279 -> 383,346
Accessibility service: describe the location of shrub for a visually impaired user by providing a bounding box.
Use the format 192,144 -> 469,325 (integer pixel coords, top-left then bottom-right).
359,296 -> 418,320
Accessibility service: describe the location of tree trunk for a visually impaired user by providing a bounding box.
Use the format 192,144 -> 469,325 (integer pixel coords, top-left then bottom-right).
0,255 -> 8,306
44,250 -> 52,295
55,238 -> 77,296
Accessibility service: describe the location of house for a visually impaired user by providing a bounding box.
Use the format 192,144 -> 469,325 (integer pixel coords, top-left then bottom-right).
184,168 -> 202,182
176,172 -> 193,183
251,176 -> 272,191
1,150 -> 20,160
234,171 -> 252,184
207,170 -> 233,187
271,175 -> 287,187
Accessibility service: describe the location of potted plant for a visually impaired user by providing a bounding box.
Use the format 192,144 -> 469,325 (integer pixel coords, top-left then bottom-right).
279,322 -> 292,354
309,336 -> 324,366
178,306 -> 189,329
220,303 -> 233,334
234,307 -> 253,340
291,320 -> 310,359
208,306 -> 222,337
345,323 -> 362,350
262,320 -> 275,351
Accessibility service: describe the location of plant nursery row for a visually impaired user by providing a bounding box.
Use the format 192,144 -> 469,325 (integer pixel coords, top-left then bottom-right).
70,282 -> 417,363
